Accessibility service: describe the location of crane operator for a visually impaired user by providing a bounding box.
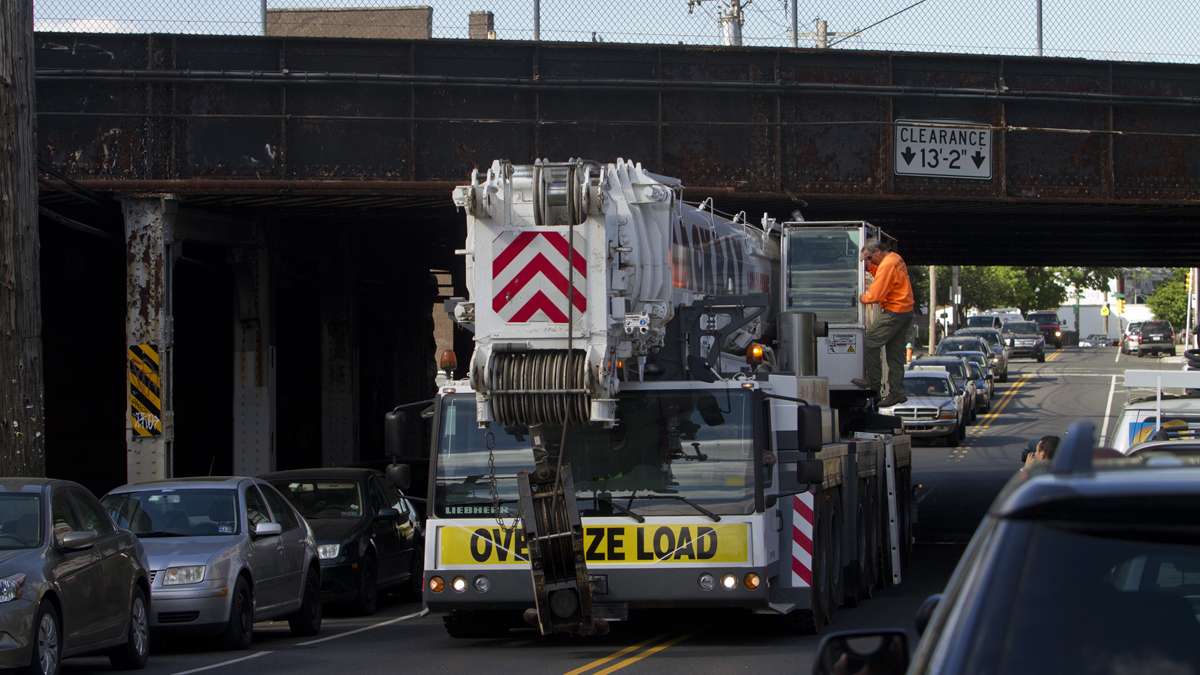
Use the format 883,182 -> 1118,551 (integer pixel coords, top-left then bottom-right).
854,238 -> 915,407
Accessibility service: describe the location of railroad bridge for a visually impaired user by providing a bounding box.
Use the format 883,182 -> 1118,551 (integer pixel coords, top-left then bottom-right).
32,32 -> 1200,489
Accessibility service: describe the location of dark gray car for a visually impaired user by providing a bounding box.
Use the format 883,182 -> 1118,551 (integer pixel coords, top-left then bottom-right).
0,479 -> 151,675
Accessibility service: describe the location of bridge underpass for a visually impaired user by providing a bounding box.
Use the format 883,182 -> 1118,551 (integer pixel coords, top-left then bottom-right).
32,31 -> 1200,491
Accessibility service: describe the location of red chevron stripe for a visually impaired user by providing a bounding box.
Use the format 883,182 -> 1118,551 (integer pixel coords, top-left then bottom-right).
509,290 -> 570,323
493,252 -> 587,313
492,231 -> 538,278
794,494 -> 814,523
539,232 -> 588,277
792,525 -> 814,554
792,557 -> 812,585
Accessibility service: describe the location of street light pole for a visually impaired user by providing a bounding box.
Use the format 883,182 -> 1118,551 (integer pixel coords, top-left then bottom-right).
790,0 -> 798,48
534,0 -> 541,40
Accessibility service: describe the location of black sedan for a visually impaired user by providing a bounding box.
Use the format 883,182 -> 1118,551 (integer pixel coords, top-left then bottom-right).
262,468 -> 423,615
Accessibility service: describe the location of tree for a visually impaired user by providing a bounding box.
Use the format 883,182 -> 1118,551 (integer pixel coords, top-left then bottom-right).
0,1 -> 46,476
993,267 -> 1067,315
1147,269 -> 1189,329
1057,267 -> 1121,294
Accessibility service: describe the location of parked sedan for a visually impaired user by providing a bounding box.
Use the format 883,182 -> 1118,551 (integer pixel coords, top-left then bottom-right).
1078,334 -> 1110,348
263,468 -> 424,615
0,479 -> 151,675
102,478 -> 322,650
953,328 -> 1009,382
964,361 -> 992,412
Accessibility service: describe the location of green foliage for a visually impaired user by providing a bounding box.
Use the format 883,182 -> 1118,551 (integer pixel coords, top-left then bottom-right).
907,265 -> 1097,314
1147,268 -> 1190,328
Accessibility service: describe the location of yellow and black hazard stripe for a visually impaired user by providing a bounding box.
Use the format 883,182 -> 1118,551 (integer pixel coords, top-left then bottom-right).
128,343 -> 162,437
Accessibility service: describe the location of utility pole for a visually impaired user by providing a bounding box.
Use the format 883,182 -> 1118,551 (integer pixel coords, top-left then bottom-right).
797,17 -> 854,48
688,0 -> 751,47
928,267 -> 938,355
790,0 -> 798,47
0,0 -> 46,477
1035,0 -> 1043,56
951,265 -> 961,331
534,0 -> 541,41
261,0 -> 268,35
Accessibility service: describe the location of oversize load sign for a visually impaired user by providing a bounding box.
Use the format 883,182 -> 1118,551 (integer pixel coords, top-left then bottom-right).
439,523 -> 750,566
894,120 -> 992,180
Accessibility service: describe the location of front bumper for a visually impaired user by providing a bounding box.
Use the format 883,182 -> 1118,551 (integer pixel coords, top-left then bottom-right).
0,597 -> 35,669
149,584 -> 231,629
898,420 -> 958,437
319,559 -> 361,602
1010,344 -> 1043,357
424,567 -> 770,613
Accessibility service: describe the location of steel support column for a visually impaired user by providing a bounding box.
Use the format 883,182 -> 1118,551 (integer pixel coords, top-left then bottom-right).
122,195 -> 176,481
321,229 -> 359,465
231,227 -> 275,475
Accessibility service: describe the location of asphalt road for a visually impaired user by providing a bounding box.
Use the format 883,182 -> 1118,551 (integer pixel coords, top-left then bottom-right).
63,346 -> 1184,675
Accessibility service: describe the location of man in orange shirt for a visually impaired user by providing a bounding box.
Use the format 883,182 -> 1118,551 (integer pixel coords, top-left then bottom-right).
853,239 -> 915,407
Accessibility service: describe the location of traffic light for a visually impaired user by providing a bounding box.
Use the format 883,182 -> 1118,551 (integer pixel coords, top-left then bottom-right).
1118,298 -> 1126,315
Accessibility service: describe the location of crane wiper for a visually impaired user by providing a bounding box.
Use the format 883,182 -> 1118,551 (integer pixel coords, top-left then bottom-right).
586,496 -> 645,523
631,494 -> 722,522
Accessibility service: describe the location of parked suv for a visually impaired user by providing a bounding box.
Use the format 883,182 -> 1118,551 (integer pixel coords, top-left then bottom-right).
964,315 -> 1003,330
1136,320 -> 1176,357
1025,311 -> 1063,348
813,420 -> 1200,674
953,328 -> 1009,382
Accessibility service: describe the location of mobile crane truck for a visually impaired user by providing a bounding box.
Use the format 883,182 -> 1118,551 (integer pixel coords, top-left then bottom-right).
397,159 -> 912,638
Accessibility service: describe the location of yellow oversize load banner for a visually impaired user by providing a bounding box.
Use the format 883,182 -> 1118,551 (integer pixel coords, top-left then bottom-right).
439,523 -> 750,566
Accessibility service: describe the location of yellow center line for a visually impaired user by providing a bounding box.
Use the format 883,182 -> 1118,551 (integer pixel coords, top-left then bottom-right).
564,634 -> 671,675
971,375 -> 1030,432
594,633 -> 693,675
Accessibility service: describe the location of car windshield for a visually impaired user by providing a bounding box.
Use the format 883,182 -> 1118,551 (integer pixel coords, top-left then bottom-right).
435,389 -> 757,518
1007,322 -> 1039,334
0,493 -> 42,549
938,339 -> 984,353
272,481 -> 363,520
965,499 -> 1200,673
963,331 -> 1001,348
966,316 -> 996,327
967,363 -> 984,379
1028,313 -> 1059,324
914,360 -> 965,381
103,489 -> 239,537
903,378 -> 951,397
1141,322 -> 1170,333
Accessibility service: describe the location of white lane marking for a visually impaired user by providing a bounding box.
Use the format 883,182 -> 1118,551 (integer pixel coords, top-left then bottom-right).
1099,374 -> 1118,447
295,607 -> 429,647
170,651 -> 274,675
1114,348 -> 1121,364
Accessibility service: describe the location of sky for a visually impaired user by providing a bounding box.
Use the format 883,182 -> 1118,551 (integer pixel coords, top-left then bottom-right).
31,1 -> 1200,64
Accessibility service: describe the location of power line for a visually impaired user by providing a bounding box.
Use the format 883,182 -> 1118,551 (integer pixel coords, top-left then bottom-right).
827,0 -> 931,48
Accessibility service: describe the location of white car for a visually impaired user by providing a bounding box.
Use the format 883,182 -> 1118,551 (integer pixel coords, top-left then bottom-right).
1079,334 -> 1110,348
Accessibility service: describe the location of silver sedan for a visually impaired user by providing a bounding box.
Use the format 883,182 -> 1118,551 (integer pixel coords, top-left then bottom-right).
0,478 -> 151,675
102,477 -> 322,650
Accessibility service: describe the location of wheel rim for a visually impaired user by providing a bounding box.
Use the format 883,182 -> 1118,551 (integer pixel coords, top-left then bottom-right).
131,595 -> 149,656
38,612 -> 58,675
309,577 -> 321,621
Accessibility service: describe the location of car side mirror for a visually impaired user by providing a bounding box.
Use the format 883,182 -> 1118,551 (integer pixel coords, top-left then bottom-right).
914,593 -> 942,635
813,630 -> 910,675
253,522 -> 283,538
57,529 -> 99,551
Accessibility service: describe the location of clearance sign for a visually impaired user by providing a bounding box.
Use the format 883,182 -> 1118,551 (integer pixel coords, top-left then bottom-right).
439,522 -> 750,566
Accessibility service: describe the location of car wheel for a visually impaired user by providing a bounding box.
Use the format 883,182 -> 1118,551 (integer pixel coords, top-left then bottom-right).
958,422 -> 967,441
355,555 -> 379,616
27,601 -> 61,675
288,567 -> 323,637
1171,349 -> 1178,357
221,577 -> 254,650
1037,353 -> 1046,363
108,586 -> 150,669
944,429 -> 959,447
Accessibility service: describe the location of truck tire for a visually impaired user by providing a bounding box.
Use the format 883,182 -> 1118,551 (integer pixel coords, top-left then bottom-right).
1037,353 -> 1046,363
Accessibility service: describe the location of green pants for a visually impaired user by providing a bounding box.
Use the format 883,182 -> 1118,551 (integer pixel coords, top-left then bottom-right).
865,310 -> 914,399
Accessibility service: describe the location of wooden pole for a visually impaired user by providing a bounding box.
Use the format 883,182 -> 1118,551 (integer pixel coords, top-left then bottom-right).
928,266 -> 938,355
0,1 -> 46,476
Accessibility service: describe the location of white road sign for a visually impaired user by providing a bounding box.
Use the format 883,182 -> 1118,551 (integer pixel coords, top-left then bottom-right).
894,120 -> 992,180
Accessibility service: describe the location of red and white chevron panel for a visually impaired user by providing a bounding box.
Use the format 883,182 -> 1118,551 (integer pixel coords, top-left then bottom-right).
791,491 -> 815,587
492,231 -> 587,323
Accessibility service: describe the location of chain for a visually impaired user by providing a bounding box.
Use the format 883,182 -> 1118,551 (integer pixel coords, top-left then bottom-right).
485,430 -> 520,536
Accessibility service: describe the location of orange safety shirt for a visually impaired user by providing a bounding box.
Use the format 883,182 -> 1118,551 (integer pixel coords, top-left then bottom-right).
860,252 -> 915,313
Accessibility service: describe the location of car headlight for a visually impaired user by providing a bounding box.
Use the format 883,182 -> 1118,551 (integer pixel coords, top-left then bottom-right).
161,566 -> 206,586
318,544 -> 341,560
938,408 -> 957,419
0,573 -> 26,603
1055,330 -> 1062,337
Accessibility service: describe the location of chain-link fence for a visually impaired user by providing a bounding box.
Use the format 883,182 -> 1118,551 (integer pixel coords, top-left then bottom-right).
32,1 -> 1200,64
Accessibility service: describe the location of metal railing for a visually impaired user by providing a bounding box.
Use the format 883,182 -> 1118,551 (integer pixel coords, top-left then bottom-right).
32,1 -> 1200,64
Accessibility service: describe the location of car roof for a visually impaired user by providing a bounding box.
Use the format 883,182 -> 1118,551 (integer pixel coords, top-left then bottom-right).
1120,396 -> 1200,412
108,476 -> 249,493
261,467 -> 379,481
905,369 -> 951,379
914,356 -> 964,363
955,327 -> 1000,335
0,478 -> 59,493
993,459 -> 1200,517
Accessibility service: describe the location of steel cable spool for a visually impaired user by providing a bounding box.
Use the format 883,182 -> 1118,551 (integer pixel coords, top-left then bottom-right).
490,350 -> 588,426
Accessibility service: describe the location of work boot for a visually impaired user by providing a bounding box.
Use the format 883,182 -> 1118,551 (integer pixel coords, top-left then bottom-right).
851,378 -> 871,390
879,393 -> 908,408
